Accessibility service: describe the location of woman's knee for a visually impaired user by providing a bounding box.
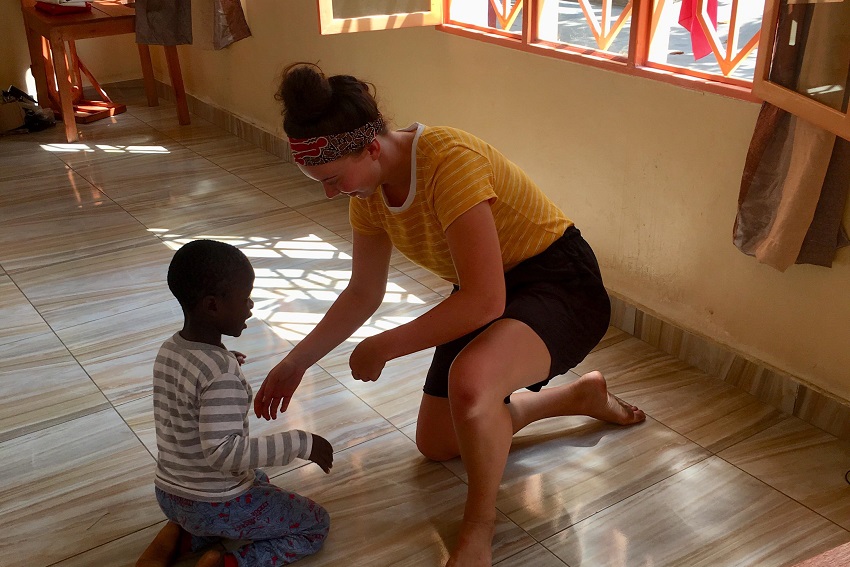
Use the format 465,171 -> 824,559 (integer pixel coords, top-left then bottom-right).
447,357 -> 497,422
415,424 -> 459,462
416,393 -> 460,461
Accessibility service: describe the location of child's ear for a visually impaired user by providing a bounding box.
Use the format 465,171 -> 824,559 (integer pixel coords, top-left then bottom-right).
200,294 -> 219,313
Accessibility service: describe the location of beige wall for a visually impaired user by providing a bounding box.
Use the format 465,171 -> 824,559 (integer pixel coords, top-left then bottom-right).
3,0 -> 848,401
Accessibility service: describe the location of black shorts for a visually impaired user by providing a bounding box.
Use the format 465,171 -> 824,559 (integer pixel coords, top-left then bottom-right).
423,226 -> 611,399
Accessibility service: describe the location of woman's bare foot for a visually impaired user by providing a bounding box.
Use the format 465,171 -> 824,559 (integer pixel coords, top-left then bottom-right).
446,519 -> 493,567
136,522 -> 183,567
575,371 -> 646,425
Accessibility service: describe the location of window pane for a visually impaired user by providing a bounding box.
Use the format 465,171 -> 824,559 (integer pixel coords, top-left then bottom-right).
647,0 -> 763,80
332,0 -> 431,19
538,0 -> 632,56
450,1 -> 524,35
770,0 -> 850,113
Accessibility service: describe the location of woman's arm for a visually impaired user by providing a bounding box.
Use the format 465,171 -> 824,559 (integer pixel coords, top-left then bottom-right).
254,229 -> 393,419
348,200 -> 505,381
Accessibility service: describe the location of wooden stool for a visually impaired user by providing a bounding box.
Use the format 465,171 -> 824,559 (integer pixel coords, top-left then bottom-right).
20,0 -> 190,142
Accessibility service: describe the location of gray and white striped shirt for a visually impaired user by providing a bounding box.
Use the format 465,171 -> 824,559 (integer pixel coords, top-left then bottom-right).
153,333 -> 312,501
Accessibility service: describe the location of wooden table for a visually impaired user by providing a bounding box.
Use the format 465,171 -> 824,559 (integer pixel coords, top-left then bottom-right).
20,0 -> 190,142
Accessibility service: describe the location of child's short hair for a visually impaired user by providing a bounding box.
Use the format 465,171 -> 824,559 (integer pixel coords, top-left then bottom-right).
167,239 -> 253,311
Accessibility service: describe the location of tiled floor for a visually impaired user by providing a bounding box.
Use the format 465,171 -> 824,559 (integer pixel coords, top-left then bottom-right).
2,87 -> 850,567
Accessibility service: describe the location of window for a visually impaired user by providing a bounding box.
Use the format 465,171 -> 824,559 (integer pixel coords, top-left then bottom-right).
752,0 -> 850,140
316,0 -> 766,98
317,0 -> 442,35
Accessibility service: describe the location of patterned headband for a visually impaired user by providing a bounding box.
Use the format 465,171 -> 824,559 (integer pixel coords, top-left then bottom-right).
289,116 -> 385,166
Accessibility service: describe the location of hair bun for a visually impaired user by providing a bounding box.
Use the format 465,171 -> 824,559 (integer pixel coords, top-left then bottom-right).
279,63 -> 333,124
277,62 -> 383,140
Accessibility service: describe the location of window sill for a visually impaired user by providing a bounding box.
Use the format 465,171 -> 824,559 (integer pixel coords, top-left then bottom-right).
437,23 -> 762,104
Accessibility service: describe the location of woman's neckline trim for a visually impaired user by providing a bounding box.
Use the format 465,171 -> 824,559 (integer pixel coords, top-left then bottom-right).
382,122 -> 424,213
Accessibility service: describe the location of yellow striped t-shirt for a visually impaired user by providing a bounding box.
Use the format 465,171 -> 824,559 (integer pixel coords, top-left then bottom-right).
349,124 -> 573,284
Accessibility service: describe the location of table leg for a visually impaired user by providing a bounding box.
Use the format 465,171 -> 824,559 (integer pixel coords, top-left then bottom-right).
163,45 -> 190,125
23,24 -> 50,108
50,36 -> 78,142
137,43 -> 159,107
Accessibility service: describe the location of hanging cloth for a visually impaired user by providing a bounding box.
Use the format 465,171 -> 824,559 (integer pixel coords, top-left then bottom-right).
678,0 -> 718,61
135,0 -> 193,46
733,3 -> 850,270
214,0 -> 252,50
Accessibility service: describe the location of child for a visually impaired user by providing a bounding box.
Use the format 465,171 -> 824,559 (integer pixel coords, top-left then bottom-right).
137,239 -> 333,567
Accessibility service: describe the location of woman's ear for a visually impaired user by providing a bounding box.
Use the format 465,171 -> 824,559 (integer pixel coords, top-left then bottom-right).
365,138 -> 381,160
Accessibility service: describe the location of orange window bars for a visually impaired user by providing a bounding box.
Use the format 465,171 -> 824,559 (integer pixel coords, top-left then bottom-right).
314,0 -> 768,97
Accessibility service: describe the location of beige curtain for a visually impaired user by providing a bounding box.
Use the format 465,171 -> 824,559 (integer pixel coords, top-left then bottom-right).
734,1 -> 850,271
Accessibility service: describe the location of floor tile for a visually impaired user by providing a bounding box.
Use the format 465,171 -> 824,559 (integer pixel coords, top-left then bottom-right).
236,161 -> 329,208
320,347 -> 435,428
0,275 -> 45,347
51,522 -> 166,567
0,410 -> 162,567
156,206 -> 353,274
109,169 -> 291,235
718,416 -> 850,530
144,114 -> 225,141
0,331 -> 108,443
390,257 -> 454,297
277,430 -> 536,567
0,139 -> 70,182
62,112 -> 174,147
494,544 -> 567,566
66,143 -> 218,194
260,267 -> 443,346
0,188 -> 156,272
441,405 -> 710,541
0,167 -> 110,225
56,298 -> 183,405
293,197 -> 354,240
187,135 -> 283,173
11,241 -> 174,330
543,456 -> 850,567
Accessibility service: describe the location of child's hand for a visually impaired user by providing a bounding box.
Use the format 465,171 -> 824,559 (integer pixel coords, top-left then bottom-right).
231,351 -> 247,365
309,435 -> 333,474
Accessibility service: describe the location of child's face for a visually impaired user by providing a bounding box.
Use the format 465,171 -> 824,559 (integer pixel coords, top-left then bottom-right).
219,273 -> 254,338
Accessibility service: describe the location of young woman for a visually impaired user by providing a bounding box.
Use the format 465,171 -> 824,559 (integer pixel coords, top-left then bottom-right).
254,63 -> 645,567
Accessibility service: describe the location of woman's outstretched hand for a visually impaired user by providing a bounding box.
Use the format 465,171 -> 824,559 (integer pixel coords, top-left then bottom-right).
254,358 -> 305,420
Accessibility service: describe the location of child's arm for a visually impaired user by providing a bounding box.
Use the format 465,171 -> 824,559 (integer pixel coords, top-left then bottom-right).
199,373 -> 332,473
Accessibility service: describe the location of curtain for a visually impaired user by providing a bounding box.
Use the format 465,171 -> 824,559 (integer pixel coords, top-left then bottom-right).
214,0 -> 251,50
734,1 -> 850,271
135,0 -> 251,49
135,0 -> 193,46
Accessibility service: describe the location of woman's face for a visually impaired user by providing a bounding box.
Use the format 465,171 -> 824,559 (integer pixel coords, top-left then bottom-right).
298,144 -> 382,200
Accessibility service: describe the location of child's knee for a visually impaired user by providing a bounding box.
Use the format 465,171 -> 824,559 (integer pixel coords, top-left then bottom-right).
310,502 -> 331,539
318,504 -> 330,532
